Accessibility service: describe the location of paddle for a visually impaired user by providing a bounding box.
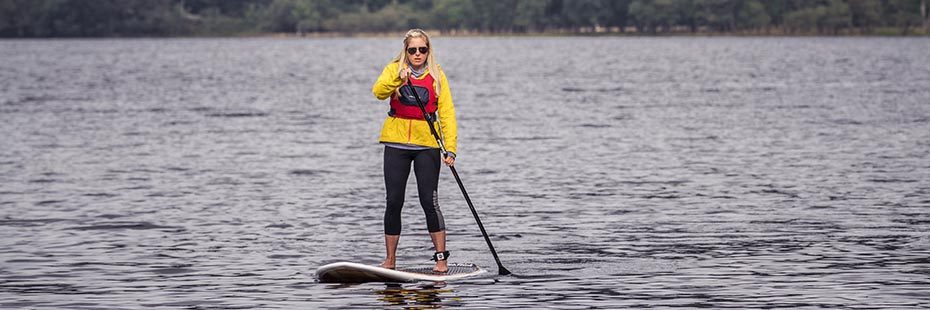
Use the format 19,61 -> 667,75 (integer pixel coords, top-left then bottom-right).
404,78 -> 512,276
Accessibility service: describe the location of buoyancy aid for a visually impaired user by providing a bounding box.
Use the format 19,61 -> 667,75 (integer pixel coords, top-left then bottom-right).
389,74 -> 437,120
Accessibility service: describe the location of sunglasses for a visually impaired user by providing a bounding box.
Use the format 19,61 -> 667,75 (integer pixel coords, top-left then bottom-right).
406,46 -> 429,55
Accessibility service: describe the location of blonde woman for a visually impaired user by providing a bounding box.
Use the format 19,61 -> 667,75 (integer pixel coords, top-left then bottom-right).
371,29 -> 457,273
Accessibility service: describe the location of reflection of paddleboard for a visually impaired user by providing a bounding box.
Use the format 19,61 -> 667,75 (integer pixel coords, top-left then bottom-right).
316,262 -> 486,283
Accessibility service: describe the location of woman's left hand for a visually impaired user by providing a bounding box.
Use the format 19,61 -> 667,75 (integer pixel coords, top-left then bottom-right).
443,154 -> 455,166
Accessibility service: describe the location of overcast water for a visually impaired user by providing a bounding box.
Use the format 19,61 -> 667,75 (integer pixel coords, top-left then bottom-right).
1,37 -> 929,309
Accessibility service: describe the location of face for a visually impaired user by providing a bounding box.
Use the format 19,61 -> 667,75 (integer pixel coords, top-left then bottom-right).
406,37 -> 429,68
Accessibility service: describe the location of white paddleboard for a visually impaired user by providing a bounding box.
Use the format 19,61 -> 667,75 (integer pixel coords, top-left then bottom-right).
316,262 -> 487,283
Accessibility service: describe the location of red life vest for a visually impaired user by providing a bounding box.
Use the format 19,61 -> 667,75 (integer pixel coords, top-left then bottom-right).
389,74 -> 437,120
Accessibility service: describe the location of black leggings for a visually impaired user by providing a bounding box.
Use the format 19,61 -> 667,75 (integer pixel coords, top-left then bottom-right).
383,146 -> 445,235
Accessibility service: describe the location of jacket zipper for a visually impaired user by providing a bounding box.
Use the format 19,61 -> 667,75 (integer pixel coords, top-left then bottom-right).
407,119 -> 412,144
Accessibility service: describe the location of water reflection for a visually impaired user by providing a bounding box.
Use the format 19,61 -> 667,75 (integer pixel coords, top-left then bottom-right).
376,283 -> 451,308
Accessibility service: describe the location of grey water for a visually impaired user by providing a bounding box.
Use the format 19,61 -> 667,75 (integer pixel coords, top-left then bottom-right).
1,36 -> 929,309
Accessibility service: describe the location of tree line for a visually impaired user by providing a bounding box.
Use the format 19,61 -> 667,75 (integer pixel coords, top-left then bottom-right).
1,0 -> 928,37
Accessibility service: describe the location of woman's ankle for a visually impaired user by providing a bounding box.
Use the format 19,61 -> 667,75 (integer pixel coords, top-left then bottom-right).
433,260 -> 448,272
380,257 -> 395,267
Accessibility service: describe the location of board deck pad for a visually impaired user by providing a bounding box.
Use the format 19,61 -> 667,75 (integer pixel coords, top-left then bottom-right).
397,264 -> 478,275
316,262 -> 486,283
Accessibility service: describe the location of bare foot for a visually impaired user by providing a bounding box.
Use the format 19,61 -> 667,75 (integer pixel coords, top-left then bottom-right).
380,259 -> 395,269
433,260 -> 448,273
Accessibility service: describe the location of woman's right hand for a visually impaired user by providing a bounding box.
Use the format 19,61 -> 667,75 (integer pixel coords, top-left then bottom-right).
398,67 -> 411,81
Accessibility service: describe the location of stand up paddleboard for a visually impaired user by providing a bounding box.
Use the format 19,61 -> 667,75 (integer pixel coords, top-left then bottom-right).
316,262 -> 487,283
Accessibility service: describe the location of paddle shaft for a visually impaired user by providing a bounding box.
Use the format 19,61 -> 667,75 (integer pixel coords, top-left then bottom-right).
404,78 -> 511,276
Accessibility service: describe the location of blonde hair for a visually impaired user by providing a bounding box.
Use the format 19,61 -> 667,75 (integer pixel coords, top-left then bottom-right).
393,29 -> 442,95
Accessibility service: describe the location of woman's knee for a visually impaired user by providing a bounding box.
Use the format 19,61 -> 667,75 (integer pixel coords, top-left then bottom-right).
386,194 -> 404,207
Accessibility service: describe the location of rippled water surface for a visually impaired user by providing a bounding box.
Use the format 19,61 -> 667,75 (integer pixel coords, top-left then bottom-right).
2,37 -> 930,309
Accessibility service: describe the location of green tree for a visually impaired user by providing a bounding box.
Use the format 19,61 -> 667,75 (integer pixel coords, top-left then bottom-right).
669,0 -> 698,32
0,0 -> 42,36
784,5 -> 821,33
783,0 -> 851,34
466,0 -> 518,33
848,0 -> 882,32
883,0 -> 924,34
695,0 -> 738,32
736,0 -> 770,31
821,0 -> 852,34
629,0 -> 657,33
512,0 -> 548,32
331,3 -> 418,32
920,0 -> 930,30
630,0 -> 678,33
762,0 -> 788,27
560,0 -> 607,32
598,0 -> 632,32
183,0 -> 270,17
431,0 -> 473,32
257,0 -> 343,33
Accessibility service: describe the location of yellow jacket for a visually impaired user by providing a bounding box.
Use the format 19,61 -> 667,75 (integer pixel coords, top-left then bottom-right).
372,61 -> 458,155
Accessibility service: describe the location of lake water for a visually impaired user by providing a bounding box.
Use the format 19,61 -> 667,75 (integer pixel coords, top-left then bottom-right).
1,36 -> 929,309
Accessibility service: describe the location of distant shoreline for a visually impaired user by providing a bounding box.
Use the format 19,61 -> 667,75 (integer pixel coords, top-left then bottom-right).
272,27 -> 930,38
212,29 -> 930,40
3,27 -> 928,39
5,1 -> 927,39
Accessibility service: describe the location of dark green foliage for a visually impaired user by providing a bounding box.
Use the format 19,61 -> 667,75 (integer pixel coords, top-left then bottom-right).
0,0 -> 196,37
0,0 -> 926,37
782,0 -> 853,34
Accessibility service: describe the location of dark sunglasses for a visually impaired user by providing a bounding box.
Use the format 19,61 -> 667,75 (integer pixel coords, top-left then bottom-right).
406,46 -> 429,54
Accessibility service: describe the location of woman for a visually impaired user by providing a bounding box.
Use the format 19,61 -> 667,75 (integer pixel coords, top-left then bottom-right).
371,29 -> 457,273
